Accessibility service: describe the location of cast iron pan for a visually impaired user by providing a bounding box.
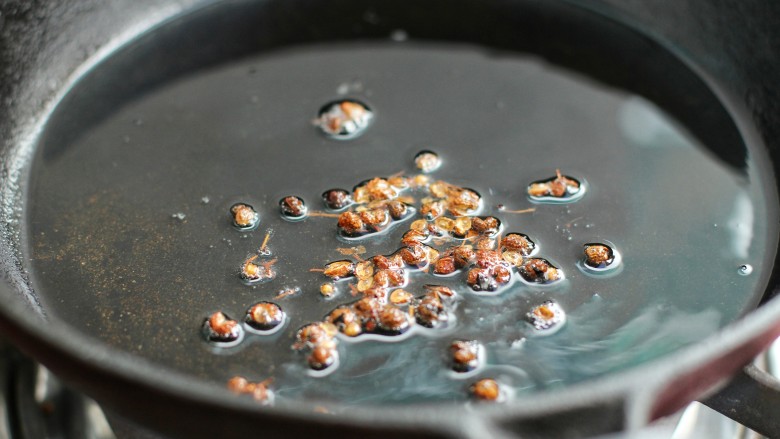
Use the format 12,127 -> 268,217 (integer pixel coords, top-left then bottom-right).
1,0 -> 780,437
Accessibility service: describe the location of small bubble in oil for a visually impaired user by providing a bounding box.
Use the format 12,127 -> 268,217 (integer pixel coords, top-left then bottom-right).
314,99 -> 373,140
738,264 -> 753,276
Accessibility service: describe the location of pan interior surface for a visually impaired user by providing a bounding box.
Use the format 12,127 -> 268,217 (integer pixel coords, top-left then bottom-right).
22,1 -> 777,408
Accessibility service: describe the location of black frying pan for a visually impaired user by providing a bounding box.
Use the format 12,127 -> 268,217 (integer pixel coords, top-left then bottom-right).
2,0 -> 780,437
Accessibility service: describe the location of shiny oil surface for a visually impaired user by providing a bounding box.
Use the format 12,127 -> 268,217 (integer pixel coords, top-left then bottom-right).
25,2 -> 777,407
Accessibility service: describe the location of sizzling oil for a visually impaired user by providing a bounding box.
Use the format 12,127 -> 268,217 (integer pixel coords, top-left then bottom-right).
25,20 -> 775,406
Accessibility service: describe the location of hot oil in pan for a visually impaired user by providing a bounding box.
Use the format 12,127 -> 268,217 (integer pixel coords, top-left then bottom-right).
24,2 -> 777,406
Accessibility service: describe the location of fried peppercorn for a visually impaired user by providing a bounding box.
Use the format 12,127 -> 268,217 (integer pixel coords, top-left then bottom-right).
293,323 -> 336,350
420,199 -> 446,220
433,256 -> 456,275
320,282 -> 336,298
467,268 -> 498,292
423,284 -> 455,297
353,297 -> 383,323
203,311 -> 242,344
308,343 -> 338,371
527,169 -> 582,199
353,177 -> 399,203
414,150 -> 441,173
470,379 -> 501,402
245,302 -> 285,332
373,268 -> 405,287
372,253 -> 404,270
359,208 -> 389,229
451,217 -> 472,238
415,293 -> 448,328
584,243 -> 614,268
279,196 -> 307,220
385,200 -> 409,220
399,244 -> 429,268
241,256 -> 277,282
401,229 -> 429,246
448,188 -> 481,216
354,261 -> 374,280
337,211 -> 366,235
322,189 -> 352,210
315,99 -> 373,139
452,245 -> 476,268
377,305 -> 412,335
227,376 -> 273,403
518,258 -> 563,284
474,237 -> 496,251
323,260 -> 355,280
451,340 -> 481,373
527,300 -> 566,331
389,289 -> 414,305
230,203 -> 259,230
474,249 -> 503,269
327,307 -> 358,328
501,233 -> 536,256
471,216 -> 500,235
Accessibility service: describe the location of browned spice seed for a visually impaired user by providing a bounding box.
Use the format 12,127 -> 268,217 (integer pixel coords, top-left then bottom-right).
359,208 -> 388,228
423,284 -> 455,298
247,302 -> 284,330
227,376 -> 273,403
452,245 -> 475,268
584,244 -> 612,267
320,283 -> 335,297
322,260 -> 355,280
280,196 -> 307,218
451,340 -> 480,372
322,189 -> 352,210
387,200 -> 409,220
373,269 -> 405,287
293,323 -> 333,350
528,169 -> 580,198
474,237 -> 496,250
208,311 -> 239,338
401,229 -> 429,246
230,203 -> 258,228
433,256 -> 456,275
378,305 -> 411,334
420,199 -> 446,220
414,151 -> 441,173
327,307 -> 358,327
471,216 -> 500,234
501,233 -> 534,255
448,188 -> 480,215
470,379 -> 500,401
399,244 -> 428,267
415,292 -> 447,327
308,344 -> 338,370
337,211 -> 365,235
355,177 -> 398,203
389,289 -> 414,305
519,258 -> 561,283
241,256 -> 277,281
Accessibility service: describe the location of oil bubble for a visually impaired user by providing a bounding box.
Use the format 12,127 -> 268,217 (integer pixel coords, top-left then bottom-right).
738,264 -> 753,276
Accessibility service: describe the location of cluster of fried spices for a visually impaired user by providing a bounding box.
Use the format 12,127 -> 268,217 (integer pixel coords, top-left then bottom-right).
213,142 -> 624,404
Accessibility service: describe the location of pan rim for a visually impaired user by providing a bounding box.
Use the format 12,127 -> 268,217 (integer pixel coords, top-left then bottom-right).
1,0 -> 780,434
